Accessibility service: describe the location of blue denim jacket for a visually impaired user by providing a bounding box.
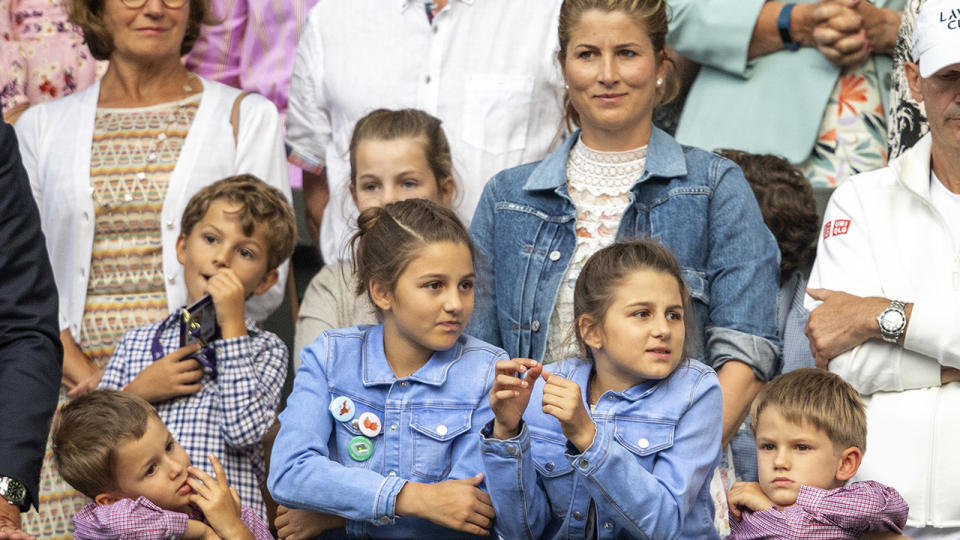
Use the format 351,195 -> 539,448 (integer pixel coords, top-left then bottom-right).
268,324 -> 505,539
468,128 -> 781,379
480,359 -> 723,539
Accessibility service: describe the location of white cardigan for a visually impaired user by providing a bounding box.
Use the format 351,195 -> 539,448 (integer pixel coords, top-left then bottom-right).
806,133 -> 960,527
15,77 -> 291,338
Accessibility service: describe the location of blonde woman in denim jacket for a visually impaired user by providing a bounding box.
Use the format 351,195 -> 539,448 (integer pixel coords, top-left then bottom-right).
467,0 -> 781,454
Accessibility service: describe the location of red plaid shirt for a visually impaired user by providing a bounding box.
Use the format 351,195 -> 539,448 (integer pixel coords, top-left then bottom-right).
727,481 -> 908,539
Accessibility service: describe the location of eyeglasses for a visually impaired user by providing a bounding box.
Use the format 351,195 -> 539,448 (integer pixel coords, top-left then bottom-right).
119,0 -> 188,9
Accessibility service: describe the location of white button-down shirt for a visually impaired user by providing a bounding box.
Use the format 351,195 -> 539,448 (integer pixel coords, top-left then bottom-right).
287,0 -> 566,262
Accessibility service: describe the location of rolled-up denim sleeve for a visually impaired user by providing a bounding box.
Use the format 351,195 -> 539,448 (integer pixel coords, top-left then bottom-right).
705,161 -> 781,381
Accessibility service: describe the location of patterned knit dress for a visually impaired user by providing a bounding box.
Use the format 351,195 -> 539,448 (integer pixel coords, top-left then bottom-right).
20,95 -> 199,539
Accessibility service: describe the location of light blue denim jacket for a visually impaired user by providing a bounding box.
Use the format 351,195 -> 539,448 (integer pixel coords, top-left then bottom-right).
267,324 -> 505,538
468,128 -> 781,379
480,359 -> 723,539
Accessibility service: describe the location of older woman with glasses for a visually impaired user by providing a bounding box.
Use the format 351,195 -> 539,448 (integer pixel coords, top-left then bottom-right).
13,0 -> 289,533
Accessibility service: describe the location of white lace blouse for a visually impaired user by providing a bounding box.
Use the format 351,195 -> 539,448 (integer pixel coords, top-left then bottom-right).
543,137 -> 648,364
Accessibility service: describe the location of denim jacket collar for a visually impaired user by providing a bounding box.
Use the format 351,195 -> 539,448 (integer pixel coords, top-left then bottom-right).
361,324 -> 463,386
562,358 -> 664,404
521,127 -> 689,194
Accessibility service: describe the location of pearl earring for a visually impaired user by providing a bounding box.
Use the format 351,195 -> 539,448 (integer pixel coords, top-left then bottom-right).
656,78 -> 663,86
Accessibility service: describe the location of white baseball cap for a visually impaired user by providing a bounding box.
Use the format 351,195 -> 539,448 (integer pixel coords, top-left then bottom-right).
914,0 -> 960,77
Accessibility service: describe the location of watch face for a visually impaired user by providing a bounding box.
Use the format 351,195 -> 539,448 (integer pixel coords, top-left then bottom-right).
1,478 -> 24,505
881,310 -> 905,332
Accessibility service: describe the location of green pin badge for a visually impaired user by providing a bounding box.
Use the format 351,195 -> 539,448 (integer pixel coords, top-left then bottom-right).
348,435 -> 373,462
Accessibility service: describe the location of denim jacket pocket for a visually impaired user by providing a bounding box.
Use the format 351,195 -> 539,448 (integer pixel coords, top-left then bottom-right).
530,434 -> 574,518
614,417 -> 676,457
409,406 -> 473,481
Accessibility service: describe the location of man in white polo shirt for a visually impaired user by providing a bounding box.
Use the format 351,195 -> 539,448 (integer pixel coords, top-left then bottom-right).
805,0 -> 960,537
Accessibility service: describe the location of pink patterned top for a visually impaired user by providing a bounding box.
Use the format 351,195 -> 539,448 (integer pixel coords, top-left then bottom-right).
727,481 -> 908,539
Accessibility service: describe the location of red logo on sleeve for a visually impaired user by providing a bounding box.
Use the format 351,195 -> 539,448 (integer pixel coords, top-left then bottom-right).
823,220 -> 832,239
832,219 -> 851,236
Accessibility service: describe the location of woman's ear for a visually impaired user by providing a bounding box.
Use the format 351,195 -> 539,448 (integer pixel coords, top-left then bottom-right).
835,446 -> 863,483
578,314 -> 604,351
368,279 -> 393,312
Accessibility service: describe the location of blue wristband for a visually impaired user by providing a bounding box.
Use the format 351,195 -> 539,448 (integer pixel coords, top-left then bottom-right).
778,3 -> 801,51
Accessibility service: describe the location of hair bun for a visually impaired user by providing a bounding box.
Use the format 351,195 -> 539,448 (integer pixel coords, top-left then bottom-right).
356,206 -> 386,235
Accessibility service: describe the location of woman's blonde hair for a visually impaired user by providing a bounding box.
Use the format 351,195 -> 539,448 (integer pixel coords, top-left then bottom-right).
69,0 -> 216,60
557,0 -> 678,128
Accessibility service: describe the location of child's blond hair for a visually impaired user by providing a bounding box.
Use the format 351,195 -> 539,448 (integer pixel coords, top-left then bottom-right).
750,368 -> 867,452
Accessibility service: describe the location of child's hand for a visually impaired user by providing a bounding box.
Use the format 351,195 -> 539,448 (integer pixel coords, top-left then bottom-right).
395,474 -> 494,536
727,481 -> 774,520
206,268 -> 248,339
187,455 -> 253,540
274,506 -> 346,540
183,519 -> 217,540
125,344 -> 203,402
490,358 -> 541,440
540,371 -> 596,453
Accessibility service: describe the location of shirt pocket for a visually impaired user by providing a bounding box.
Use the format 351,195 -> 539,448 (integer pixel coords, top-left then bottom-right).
530,434 -> 574,519
461,73 -> 535,154
409,406 -> 474,481
613,416 -> 676,463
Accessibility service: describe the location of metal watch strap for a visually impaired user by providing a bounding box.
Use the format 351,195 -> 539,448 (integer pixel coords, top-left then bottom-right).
778,3 -> 801,51
878,300 -> 907,343
0,476 -> 25,507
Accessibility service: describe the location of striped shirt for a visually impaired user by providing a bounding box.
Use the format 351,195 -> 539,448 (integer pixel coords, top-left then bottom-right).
183,0 -> 315,120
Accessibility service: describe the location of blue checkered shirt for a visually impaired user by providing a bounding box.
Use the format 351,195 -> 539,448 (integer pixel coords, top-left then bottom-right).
99,313 -> 288,520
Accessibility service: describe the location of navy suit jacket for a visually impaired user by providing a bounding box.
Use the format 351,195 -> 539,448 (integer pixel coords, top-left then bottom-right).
0,122 -> 61,510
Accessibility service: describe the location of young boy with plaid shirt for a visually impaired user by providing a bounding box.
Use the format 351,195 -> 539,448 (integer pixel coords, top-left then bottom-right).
726,369 -> 908,539
98,175 -> 296,521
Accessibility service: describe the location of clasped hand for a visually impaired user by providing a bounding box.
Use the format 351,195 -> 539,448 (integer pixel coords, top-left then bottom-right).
809,0 -> 899,67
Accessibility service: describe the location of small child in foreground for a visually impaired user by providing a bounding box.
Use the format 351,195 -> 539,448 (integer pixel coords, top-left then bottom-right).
727,368 -> 908,539
51,390 -> 271,539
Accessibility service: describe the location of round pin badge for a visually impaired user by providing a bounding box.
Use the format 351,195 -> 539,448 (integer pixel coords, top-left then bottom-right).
329,396 -> 355,422
358,412 -> 382,437
348,435 -> 374,462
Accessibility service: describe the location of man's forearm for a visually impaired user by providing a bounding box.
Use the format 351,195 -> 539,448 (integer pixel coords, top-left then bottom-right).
717,360 -> 765,448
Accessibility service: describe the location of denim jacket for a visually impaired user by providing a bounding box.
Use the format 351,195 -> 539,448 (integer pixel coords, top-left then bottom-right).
268,324 -> 505,539
468,128 -> 781,379
480,359 -> 723,540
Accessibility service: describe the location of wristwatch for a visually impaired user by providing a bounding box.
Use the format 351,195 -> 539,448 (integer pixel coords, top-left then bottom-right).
0,476 -> 26,509
877,300 -> 907,343
778,3 -> 802,51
